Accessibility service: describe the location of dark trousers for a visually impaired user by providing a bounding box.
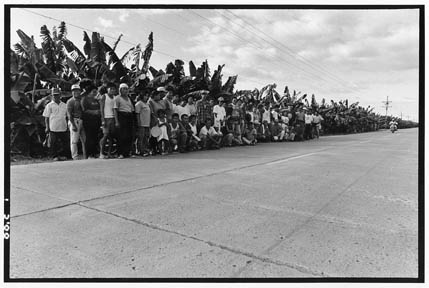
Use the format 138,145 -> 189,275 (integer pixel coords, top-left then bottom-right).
49,131 -> 70,158
118,112 -> 134,157
304,124 -> 312,140
83,116 -> 101,157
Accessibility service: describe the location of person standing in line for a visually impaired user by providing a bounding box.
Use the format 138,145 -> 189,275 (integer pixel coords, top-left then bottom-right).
156,109 -> 170,155
304,110 -> 313,140
196,92 -> 213,131
135,92 -> 152,157
312,111 -> 324,138
99,82 -> 117,159
114,83 -> 135,159
213,97 -> 226,129
184,96 -> 197,117
43,88 -> 70,161
67,84 -> 86,160
295,106 -> 306,141
81,84 -> 101,158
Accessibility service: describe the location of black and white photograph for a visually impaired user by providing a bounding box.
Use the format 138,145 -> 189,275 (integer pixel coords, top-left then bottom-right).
4,1 -> 423,283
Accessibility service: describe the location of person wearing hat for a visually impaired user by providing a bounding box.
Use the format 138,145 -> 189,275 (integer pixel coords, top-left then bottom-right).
213,97 -> 226,129
67,84 -> 87,160
114,83 -> 135,158
43,88 -> 70,161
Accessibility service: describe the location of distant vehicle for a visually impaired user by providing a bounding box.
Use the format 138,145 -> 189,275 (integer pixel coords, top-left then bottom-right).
389,120 -> 398,133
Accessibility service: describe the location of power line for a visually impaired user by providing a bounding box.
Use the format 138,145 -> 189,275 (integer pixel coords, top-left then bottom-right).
19,8 -> 173,58
223,9 -> 361,97
16,8 -> 339,97
225,10 -> 352,87
187,9 -> 328,92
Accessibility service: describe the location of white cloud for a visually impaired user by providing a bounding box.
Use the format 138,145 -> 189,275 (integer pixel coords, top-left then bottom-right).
119,11 -> 130,22
97,17 -> 114,28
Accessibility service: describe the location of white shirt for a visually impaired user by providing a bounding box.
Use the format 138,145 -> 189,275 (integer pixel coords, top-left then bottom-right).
43,100 -> 68,132
281,115 -> 289,124
103,94 -> 115,118
271,110 -> 279,121
199,126 -> 217,138
305,114 -> 313,124
175,105 -> 188,119
213,104 -> 226,127
262,109 -> 271,123
189,123 -> 198,136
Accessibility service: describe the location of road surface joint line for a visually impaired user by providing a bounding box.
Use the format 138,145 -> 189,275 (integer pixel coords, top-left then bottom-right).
10,136 -> 386,220
9,148 -> 330,218
10,185 -> 81,219
201,195 -> 417,236
234,153 -> 392,277
77,202 -> 328,277
77,148 -> 333,205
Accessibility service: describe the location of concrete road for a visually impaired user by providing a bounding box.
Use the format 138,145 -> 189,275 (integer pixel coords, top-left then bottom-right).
9,128 -> 419,278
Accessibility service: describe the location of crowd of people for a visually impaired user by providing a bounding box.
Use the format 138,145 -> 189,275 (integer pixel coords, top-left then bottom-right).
42,82 -> 327,161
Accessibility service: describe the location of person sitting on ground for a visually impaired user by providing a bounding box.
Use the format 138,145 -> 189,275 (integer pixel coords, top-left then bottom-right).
156,109 -> 170,155
169,113 -> 188,153
199,118 -> 221,149
288,125 -> 296,141
221,117 -> 234,147
261,120 -> 272,142
254,120 -> 265,143
180,114 -> 195,151
188,114 -> 201,150
242,122 -> 257,145
270,118 -> 284,142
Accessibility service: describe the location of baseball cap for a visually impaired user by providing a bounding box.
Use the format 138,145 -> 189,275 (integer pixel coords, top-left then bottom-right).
71,84 -> 81,91
51,88 -> 61,95
156,87 -> 167,93
119,83 -> 129,89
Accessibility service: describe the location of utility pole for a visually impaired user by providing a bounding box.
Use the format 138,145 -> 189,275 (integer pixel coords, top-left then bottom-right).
382,96 -> 392,127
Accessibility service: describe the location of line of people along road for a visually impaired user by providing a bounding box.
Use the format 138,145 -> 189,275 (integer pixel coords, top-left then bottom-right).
44,83 -> 325,161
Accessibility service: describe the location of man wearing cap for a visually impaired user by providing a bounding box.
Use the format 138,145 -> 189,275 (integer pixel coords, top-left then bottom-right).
114,83 -> 135,158
67,84 -> 86,160
43,88 -> 69,160
213,97 -> 226,129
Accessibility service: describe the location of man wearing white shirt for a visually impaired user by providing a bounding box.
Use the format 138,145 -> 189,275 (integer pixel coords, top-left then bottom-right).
43,88 -> 69,160
212,97 -> 226,128
199,118 -> 221,149
304,110 -> 314,140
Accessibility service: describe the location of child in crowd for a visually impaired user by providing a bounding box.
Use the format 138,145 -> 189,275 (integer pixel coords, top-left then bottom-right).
222,117 -> 234,147
271,118 -> 284,141
169,113 -> 187,153
188,114 -> 201,150
242,122 -> 257,145
135,93 -> 151,156
156,109 -> 170,155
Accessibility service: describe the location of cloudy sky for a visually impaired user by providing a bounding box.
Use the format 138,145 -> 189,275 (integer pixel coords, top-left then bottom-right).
10,7 -> 420,121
